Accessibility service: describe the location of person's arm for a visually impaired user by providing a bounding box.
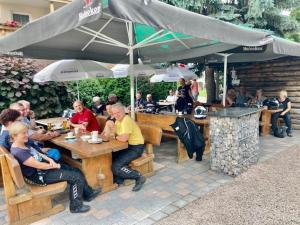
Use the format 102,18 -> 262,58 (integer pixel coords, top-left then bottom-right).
116,133 -> 129,142
39,153 -> 59,168
23,156 -> 60,170
281,101 -> 292,115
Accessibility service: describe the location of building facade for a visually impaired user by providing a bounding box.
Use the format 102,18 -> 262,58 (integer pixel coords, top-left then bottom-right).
0,0 -> 70,36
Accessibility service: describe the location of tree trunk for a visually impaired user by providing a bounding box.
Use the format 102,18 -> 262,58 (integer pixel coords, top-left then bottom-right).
205,67 -> 216,104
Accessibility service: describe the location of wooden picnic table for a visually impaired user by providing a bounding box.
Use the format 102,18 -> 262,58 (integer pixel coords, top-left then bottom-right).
135,112 -> 210,162
49,133 -> 128,192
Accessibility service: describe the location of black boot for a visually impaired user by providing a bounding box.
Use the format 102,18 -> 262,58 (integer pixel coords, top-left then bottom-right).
132,176 -> 146,192
70,204 -> 90,213
274,130 -> 284,138
84,188 -> 102,202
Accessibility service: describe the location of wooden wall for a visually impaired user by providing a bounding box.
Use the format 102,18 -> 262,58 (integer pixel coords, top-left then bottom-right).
236,57 -> 300,130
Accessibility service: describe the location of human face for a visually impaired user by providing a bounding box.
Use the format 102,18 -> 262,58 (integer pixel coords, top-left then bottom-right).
22,104 -> 30,117
136,93 -> 141,99
112,107 -> 125,121
169,90 -> 173,96
279,93 -> 286,100
256,90 -> 262,98
146,95 -> 152,102
13,128 -> 29,144
179,78 -> 185,86
73,102 -> 84,113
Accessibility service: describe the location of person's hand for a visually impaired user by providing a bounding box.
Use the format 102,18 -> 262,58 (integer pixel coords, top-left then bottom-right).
79,124 -> 86,130
280,111 -> 286,116
29,110 -> 35,119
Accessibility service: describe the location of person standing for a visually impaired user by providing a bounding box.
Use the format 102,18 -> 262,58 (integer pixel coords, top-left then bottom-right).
191,79 -> 199,101
176,78 -> 193,113
111,103 -> 146,192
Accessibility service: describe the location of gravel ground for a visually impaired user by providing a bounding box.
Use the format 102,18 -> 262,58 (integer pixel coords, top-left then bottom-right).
157,145 -> 300,225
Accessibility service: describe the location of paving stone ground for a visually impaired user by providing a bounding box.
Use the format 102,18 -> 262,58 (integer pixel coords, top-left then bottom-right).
0,131 -> 299,225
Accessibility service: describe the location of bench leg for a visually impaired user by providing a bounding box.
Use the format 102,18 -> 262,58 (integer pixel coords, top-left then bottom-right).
11,197 -> 64,225
81,153 -> 118,192
177,139 -> 189,163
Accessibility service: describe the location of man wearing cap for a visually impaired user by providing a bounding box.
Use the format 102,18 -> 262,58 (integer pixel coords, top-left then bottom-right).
70,100 -> 100,132
92,96 -> 105,115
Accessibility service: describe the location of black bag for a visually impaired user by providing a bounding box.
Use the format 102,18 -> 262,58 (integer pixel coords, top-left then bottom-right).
263,98 -> 279,110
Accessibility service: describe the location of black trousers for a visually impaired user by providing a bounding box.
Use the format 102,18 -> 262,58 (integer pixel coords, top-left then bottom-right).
112,144 -> 144,183
43,164 -> 93,210
271,112 -> 292,134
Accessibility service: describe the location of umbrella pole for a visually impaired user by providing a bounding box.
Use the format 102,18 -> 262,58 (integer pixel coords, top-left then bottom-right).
217,53 -> 231,107
76,80 -> 80,100
129,22 -> 135,119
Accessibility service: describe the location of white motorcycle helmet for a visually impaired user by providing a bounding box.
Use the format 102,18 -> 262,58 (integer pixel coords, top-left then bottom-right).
194,106 -> 207,119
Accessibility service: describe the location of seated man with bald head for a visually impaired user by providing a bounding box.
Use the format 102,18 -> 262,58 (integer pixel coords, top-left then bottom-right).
111,103 -> 146,192
70,100 -> 100,132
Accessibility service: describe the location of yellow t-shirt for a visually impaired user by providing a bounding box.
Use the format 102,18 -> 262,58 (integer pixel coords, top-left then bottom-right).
115,115 -> 144,145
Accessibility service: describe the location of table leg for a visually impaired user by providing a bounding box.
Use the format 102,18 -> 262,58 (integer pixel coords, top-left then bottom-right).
203,124 -> 210,154
261,111 -> 272,136
177,139 -> 189,163
81,153 -> 117,192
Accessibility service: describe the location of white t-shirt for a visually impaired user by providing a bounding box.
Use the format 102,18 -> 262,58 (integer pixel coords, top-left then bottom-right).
166,95 -> 177,102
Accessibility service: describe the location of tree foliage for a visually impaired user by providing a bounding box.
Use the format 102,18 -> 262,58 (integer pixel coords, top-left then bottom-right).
160,0 -> 300,38
0,57 -> 73,118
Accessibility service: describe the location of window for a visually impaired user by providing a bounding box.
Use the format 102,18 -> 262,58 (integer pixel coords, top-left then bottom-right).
12,13 -> 30,25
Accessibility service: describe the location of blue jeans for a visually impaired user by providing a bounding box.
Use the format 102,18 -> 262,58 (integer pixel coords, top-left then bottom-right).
271,112 -> 292,134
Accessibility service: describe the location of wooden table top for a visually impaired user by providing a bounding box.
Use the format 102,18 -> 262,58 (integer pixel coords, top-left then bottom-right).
136,112 -> 208,132
36,117 -> 65,126
51,134 -> 128,158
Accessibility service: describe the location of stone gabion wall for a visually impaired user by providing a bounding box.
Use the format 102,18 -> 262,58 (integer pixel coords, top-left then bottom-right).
210,112 -> 260,176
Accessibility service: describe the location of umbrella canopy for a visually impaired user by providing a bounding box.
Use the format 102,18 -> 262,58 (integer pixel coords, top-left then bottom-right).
33,59 -> 113,82
33,59 -> 113,100
0,0 -> 272,63
111,64 -> 156,78
150,66 -> 197,83
0,0 -> 277,117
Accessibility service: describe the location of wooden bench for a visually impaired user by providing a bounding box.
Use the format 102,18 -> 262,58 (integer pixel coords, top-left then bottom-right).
0,146 -> 67,225
96,116 -> 162,178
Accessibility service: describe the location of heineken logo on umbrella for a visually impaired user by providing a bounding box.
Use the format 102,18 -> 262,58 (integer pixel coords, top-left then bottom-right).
79,0 -> 102,21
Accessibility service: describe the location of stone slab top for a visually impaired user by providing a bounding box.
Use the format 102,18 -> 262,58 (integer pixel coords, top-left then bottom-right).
208,107 -> 261,118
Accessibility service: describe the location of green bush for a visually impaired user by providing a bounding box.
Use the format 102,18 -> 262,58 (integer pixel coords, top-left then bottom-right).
68,77 -> 177,107
0,57 -> 73,118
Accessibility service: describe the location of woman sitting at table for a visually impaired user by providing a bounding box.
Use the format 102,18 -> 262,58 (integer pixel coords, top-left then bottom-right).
101,104 -> 116,140
9,121 -> 101,213
271,90 -> 292,138
166,89 -> 177,103
250,89 -> 267,107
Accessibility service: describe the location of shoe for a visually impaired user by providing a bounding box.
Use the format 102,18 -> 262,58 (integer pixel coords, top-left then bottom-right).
287,132 -> 293,137
274,132 -> 284,138
132,176 -> 146,192
70,204 -> 90,213
195,154 -> 202,161
84,188 -> 101,202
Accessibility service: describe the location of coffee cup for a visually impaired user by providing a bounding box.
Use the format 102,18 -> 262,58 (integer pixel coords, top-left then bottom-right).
92,131 -> 98,141
178,111 -> 183,116
74,127 -> 80,135
67,131 -> 74,138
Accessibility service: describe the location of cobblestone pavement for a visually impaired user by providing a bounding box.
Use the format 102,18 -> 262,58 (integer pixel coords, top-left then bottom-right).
0,131 -> 299,225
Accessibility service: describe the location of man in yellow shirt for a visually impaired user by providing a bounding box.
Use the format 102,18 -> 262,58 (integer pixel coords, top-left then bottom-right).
111,103 -> 146,192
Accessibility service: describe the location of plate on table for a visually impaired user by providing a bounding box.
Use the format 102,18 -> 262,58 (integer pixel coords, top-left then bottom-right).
64,135 -> 76,140
88,138 -> 103,144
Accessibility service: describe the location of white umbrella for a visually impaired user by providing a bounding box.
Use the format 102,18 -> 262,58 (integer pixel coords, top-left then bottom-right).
33,59 -> 113,99
150,66 -> 197,83
111,64 -> 156,78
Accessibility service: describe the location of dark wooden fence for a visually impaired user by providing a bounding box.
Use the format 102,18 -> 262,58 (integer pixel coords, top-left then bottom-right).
236,57 -> 300,130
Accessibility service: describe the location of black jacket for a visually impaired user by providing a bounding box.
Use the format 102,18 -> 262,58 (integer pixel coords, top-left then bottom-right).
171,117 -> 205,161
